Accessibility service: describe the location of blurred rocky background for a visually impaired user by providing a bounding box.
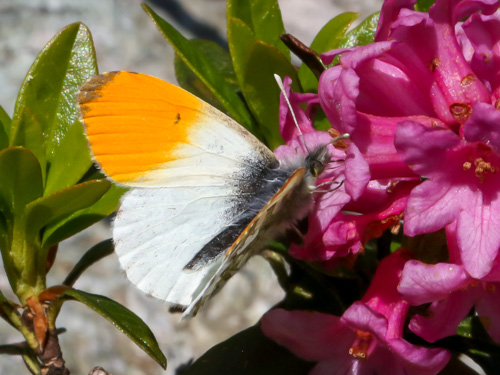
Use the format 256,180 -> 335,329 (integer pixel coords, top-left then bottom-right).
0,1 -> 382,374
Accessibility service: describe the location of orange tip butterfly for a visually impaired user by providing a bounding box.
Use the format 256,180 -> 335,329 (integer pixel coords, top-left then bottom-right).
78,71 -> 330,319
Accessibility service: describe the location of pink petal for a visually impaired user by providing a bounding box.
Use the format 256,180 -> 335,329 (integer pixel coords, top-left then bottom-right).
352,114 -> 418,180
341,302 -> 389,342
261,309 -> 355,361
394,120 -> 459,176
345,180 -> 417,216
463,13 -> 500,92
429,0 -> 491,125
278,76 -> 316,142
344,142 -> 370,199
398,261 -> 470,305
409,289 -> 476,342
375,0 -> 417,41
403,178 -> 462,236
457,195 -> 500,278
274,130 -> 332,162
450,0 -> 499,23
388,339 -> 450,374
463,102 -> 500,150
319,66 -> 359,134
475,284 -> 500,342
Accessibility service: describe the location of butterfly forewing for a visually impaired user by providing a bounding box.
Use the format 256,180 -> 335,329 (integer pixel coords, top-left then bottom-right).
78,72 -> 283,309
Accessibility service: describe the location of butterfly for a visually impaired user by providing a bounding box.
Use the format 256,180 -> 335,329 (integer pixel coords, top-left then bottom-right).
78,71 -> 331,318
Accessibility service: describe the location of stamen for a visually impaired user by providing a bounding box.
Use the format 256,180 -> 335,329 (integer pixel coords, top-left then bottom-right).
349,331 -> 372,359
391,222 -> 401,234
328,128 -> 350,148
474,157 -> 497,182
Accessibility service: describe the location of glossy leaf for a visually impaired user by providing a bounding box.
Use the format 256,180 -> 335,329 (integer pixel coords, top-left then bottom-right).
226,16 -> 257,94
42,181 -> 125,247
0,106 -> 10,149
24,179 -> 111,242
9,23 -> 97,194
179,325 -> 313,375
175,39 -> 238,113
0,147 -> 43,220
340,12 -> 380,49
226,0 -> 289,59
63,239 -> 114,287
142,4 -> 257,136
8,110 -> 46,182
57,289 -> 166,369
242,40 -> 299,148
298,13 -> 359,92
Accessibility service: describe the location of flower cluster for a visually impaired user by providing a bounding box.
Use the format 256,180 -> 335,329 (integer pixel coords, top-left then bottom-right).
263,0 -> 500,373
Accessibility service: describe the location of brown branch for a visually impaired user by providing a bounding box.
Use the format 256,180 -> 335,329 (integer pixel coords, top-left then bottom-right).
38,329 -> 69,375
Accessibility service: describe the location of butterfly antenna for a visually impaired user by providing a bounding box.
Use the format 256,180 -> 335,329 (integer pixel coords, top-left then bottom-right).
331,133 -> 350,143
274,74 -> 311,154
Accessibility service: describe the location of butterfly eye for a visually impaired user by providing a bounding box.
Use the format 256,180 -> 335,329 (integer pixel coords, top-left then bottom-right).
310,159 -> 324,177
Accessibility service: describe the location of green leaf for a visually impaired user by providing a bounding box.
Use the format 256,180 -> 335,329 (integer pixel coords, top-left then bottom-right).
242,40 -> 299,148
142,4 -> 257,135
0,147 -> 43,220
179,325 -> 313,375
63,239 -> 114,287
415,0 -> 435,12
0,291 -> 18,329
226,0 -> 289,59
42,181 -> 126,247
298,13 -> 359,92
312,108 -> 332,132
24,179 -> 111,242
57,289 -> 166,369
340,12 -> 380,49
10,23 -> 97,194
0,106 -> 10,149
175,39 -> 238,112
43,117 -> 93,196
227,16 -> 257,94
8,110 -> 46,182
457,316 -> 474,338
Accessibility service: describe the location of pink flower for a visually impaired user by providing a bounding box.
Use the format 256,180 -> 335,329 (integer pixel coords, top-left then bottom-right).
318,0 -> 500,278
262,251 -> 450,374
398,221 -> 500,343
276,77 -> 414,263
398,259 -> 500,343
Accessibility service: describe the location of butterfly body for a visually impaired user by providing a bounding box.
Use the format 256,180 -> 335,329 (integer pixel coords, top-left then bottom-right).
78,71 -> 329,318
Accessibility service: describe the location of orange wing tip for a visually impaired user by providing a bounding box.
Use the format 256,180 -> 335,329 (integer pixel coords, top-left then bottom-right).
78,71 -> 213,186
78,71 -> 121,110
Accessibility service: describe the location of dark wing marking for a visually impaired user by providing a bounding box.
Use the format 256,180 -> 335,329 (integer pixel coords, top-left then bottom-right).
183,166 -> 292,270
182,168 -> 308,318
